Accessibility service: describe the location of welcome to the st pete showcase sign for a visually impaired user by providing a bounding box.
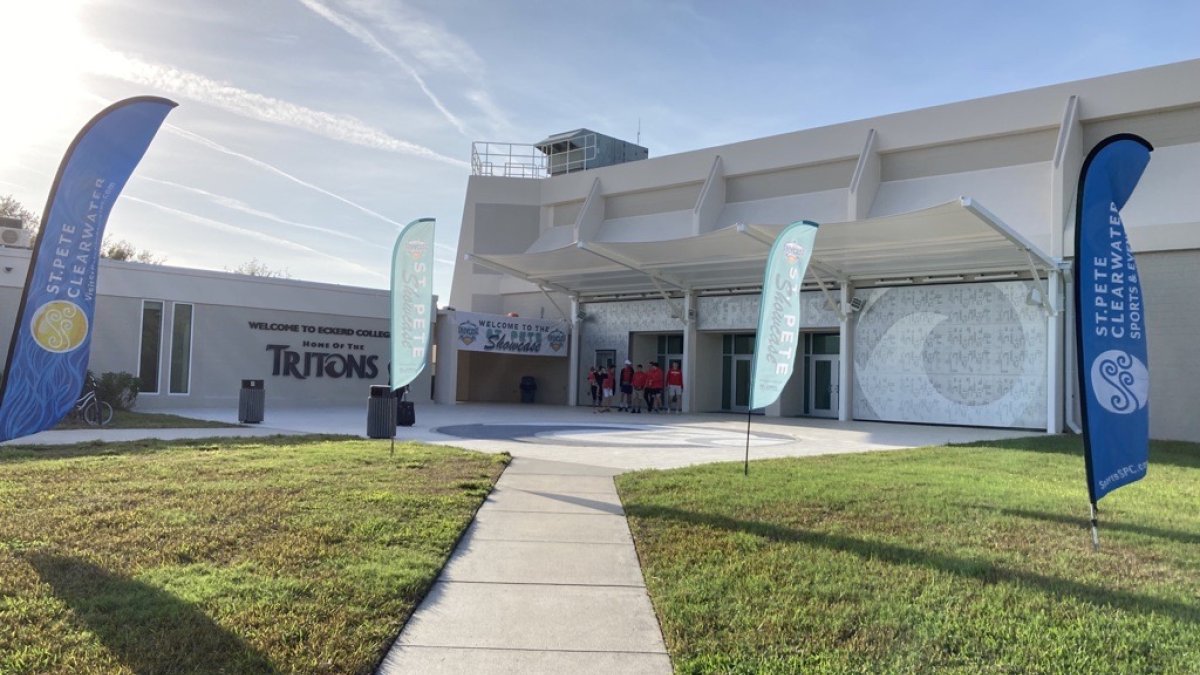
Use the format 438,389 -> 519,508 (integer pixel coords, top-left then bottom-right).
453,311 -> 568,357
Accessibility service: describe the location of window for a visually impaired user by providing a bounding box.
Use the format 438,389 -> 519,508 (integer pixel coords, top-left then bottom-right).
138,301 -> 163,393
169,303 -> 194,394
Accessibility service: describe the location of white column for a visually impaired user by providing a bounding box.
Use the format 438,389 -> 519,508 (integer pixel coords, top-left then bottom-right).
1046,270 -> 1064,433
433,310 -> 458,405
838,283 -> 854,422
568,297 -> 581,407
683,292 -> 698,413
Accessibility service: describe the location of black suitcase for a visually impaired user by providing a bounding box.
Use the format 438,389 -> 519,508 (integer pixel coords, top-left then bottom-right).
397,400 -> 415,427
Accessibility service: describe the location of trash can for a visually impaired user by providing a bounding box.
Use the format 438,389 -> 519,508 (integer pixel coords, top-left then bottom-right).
519,375 -> 537,404
238,379 -> 265,423
396,386 -> 415,427
366,385 -> 396,438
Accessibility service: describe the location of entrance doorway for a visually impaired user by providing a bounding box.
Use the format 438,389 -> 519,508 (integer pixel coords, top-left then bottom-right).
804,333 -> 840,418
721,333 -> 756,412
808,355 -> 839,417
731,354 -> 753,412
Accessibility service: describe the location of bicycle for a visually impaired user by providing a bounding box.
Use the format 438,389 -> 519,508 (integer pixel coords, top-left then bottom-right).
74,378 -> 114,426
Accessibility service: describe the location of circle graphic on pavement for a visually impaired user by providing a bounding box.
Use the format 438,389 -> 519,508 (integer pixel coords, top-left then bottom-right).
435,423 -> 793,448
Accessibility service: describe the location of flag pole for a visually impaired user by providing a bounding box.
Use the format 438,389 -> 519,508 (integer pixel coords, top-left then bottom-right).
743,407 -> 752,476
1089,501 -> 1100,550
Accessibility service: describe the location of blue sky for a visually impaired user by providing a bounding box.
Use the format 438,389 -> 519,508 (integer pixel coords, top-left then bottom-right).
2,0 -> 1199,301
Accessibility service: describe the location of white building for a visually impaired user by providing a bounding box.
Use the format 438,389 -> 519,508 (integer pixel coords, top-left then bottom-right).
442,60 -> 1200,442
0,249 -> 433,411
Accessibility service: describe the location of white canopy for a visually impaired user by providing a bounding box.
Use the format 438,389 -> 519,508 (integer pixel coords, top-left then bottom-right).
467,198 -> 1057,299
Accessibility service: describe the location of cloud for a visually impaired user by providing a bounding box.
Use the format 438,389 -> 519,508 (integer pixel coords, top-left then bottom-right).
124,196 -> 387,282
88,47 -> 468,168
136,175 -> 382,248
296,0 -> 470,136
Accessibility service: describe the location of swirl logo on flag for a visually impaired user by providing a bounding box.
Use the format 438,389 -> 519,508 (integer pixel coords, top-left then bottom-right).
1090,349 -> 1148,415
30,300 -> 89,353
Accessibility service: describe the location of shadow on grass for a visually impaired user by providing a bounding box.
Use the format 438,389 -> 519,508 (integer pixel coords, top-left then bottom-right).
28,553 -> 276,674
0,433 -> 351,463
947,435 -> 1200,470
958,504 -> 1200,546
626,504 -> 1200,625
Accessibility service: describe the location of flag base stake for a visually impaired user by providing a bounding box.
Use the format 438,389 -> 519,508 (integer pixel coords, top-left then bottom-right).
1089,501 -> 1100,551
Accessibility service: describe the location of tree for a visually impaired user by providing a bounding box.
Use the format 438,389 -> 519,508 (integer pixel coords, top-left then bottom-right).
0,194 -> 39,232
2,194 -> 164,262
227,257 -> 291,278
101,239 -> 165,264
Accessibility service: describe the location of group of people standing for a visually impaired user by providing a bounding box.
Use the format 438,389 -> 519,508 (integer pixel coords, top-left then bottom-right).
588,360 -> 683,414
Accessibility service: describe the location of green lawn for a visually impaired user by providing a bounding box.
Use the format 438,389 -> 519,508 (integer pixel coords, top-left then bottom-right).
53,409 -> 240,430
0,436 -> 508,674
617,436 -> 1200,674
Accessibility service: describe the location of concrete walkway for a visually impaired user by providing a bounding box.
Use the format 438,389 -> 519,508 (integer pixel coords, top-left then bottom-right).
377,457 -> 671,674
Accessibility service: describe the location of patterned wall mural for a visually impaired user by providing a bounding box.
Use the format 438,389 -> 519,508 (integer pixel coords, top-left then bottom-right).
696,292 -> 839,331
852,281 -> 1047,429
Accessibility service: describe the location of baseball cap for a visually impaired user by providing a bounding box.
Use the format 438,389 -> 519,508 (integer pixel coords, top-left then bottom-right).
625,359 -> 632,365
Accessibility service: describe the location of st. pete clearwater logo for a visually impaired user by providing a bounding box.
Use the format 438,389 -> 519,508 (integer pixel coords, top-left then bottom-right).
1090,349 -> 1148,415
30,300 -> 89,353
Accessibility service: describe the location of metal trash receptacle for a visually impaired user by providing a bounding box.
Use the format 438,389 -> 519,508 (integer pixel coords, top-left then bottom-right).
238,379 -> 265,423
367,385 -> 396,438
519,376 -> 536,404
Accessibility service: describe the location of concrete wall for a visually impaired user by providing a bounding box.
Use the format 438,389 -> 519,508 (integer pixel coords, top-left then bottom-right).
1137,250 -> 1200,442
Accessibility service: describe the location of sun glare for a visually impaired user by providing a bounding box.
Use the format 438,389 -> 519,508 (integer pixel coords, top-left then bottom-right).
0,0 -> 94,160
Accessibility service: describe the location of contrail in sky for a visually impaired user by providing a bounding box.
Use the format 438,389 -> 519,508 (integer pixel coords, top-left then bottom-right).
125,196 -> 388,282
297,0 -> 470,136
137,175 -> 381,248
89,47 -> 468,168
163,124 -> 456,252
164,124 -> 403,229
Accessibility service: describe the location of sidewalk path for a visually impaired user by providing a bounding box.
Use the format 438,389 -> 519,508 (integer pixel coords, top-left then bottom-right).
377,457 -> 671,674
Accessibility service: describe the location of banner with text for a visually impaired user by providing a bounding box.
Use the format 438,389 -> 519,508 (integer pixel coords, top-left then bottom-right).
390,218 -> 435,391
1074,133 -> 1153,504
453,311 -> 569,357
0,97 -> 175,442
749,220 -> 819,411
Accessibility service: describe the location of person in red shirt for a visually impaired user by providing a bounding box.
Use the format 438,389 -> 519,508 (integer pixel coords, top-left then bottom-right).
619,360 -> 635,412
631,364 -> 647,413
645,362 -> 663,413
666,361 -> 684,413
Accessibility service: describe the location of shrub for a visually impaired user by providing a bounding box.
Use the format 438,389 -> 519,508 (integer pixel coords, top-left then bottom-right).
95,371 -> 140,410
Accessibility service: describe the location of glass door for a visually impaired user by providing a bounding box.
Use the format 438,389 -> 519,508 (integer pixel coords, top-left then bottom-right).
808,356 -> 839,418
730,354 -> 753,412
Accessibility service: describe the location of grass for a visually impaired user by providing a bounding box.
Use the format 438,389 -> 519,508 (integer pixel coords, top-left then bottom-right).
0,435 -> 509,674
52,409 -> 241,430
617,436 -> 1200,674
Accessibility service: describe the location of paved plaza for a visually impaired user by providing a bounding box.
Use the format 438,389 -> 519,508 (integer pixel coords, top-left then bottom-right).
4,402 -> 1041,673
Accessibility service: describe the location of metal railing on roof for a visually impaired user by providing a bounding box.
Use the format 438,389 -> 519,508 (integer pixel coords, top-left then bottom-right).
470,134 -> 599,178
470,142 -> 548,178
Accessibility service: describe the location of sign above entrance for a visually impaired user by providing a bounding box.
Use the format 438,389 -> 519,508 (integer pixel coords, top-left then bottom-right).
453,311 -> 568,357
